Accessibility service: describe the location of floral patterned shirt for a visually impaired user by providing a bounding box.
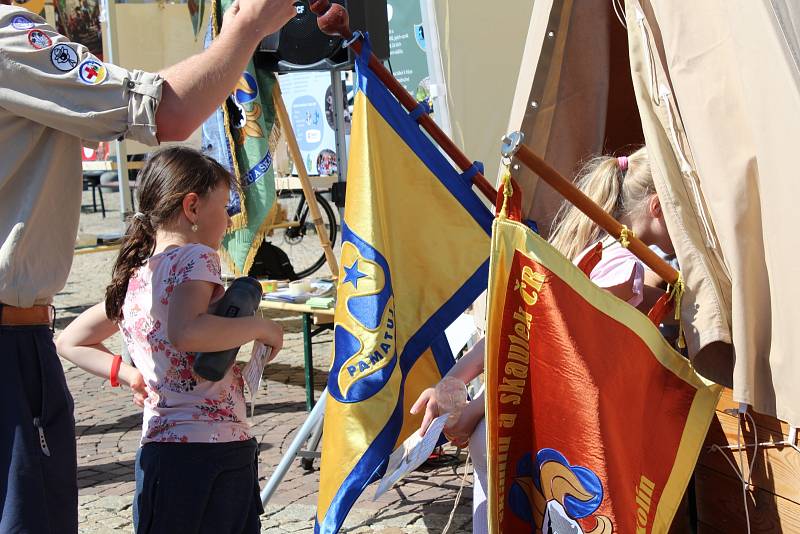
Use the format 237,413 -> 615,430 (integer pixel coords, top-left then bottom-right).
120,243 -> 252,444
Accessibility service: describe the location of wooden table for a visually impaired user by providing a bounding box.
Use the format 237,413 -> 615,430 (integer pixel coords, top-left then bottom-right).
258,299 -> 334,411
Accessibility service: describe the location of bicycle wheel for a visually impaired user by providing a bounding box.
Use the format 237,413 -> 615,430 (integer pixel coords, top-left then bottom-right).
268,190 -> 338,279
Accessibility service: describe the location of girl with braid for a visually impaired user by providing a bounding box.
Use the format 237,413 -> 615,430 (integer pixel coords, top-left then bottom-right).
57,146 -> 283,533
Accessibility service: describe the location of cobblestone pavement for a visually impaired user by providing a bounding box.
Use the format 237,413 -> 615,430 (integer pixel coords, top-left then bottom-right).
58,192 -> 474,533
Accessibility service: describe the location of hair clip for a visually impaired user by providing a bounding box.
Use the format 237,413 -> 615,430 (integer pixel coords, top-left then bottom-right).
617,156 -> 629,173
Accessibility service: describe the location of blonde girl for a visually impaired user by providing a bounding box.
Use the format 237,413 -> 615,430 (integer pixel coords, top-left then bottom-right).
549,147 -> 673,309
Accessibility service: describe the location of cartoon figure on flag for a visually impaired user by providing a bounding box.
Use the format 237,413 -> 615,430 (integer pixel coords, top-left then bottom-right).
509,448 -> 612,534
314,34 -> 493,533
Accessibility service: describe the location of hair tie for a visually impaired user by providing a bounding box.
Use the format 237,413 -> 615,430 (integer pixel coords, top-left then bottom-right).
132,212 -> 153,229
617,156 -> 629,174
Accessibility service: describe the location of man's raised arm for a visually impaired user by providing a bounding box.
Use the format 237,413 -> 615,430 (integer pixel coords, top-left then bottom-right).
155,0 -> 295,141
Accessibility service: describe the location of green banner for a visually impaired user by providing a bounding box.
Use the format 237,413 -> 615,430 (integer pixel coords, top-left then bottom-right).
204,0 -> 280,275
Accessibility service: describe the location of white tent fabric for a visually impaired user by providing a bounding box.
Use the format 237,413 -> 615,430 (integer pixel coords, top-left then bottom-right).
424,0 -> 534,187
627,0 -> 800,426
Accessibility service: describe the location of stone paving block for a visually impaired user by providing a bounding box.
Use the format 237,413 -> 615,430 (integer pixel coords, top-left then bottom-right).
95,495 -> 132,512
269,504 -> 316,524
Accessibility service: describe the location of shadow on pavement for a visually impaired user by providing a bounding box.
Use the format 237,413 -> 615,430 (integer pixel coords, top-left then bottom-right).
75,412 -> 142,437
78,459 -> 135,489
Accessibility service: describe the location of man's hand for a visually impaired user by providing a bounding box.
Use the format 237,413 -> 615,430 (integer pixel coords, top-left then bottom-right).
221,0 -> 241,33
233,0 -> 297,37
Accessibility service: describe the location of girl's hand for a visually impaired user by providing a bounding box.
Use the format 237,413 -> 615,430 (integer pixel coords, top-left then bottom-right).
120,364 -> 149,408
265,344 -> 279,364
410,387 -> 439,437
258,321 -> 284,358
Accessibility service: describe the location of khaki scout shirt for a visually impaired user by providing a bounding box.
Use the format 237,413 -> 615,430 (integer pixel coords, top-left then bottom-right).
0,5 -> 163,307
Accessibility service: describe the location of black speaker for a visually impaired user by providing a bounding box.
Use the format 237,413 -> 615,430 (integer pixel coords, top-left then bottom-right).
256,0 -> 389,72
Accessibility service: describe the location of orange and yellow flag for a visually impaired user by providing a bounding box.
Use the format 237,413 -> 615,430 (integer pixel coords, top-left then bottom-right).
485,215 -> 721,533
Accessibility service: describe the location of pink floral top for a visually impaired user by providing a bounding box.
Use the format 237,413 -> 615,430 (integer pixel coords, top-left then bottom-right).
576,237 -> 645,307
119,243 -> 252,444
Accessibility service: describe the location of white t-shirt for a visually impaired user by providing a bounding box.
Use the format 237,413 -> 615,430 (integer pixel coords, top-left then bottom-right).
575,238 -> 645,307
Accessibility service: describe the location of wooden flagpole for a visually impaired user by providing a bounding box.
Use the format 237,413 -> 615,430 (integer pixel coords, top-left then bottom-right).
309,0 -> 498,204
500,131 -> 680,285
273,83 -> 340,279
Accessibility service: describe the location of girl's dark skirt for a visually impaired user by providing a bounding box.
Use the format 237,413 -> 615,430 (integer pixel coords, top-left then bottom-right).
134,437 -> 263,534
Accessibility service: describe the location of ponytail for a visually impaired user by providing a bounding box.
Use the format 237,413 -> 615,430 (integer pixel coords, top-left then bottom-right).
548,147 -> 653,260
105,214 -> 156,322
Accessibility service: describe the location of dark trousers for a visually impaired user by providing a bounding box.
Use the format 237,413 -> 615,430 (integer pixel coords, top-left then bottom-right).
0,325 -> 78,533
134,438 -> 263,534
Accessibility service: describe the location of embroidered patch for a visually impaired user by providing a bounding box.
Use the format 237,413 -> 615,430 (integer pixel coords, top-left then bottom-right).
50,43 -> 79,72
10,15 -> 34,30
77,58 -> 107,85
27,29 -> 51,49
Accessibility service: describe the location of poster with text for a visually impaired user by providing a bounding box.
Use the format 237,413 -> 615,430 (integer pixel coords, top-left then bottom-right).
386,1 -> 429,102
279,71 -> 350,176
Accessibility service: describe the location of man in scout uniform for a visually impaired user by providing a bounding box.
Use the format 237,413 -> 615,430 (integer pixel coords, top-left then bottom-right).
0,0 -> 295,531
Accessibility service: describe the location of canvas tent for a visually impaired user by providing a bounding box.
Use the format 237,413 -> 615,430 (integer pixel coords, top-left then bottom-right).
430,0 -> 800,530
626,0 -> 800,429
494,0 -> 800,429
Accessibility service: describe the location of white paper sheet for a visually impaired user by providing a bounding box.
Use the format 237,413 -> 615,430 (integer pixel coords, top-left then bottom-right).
373,414 -> 450,500
243,343 -> 272,419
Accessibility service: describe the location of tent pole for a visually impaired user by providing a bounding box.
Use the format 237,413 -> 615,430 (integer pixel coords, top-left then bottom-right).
104,0 -> 133,221
309,0 -> 498,205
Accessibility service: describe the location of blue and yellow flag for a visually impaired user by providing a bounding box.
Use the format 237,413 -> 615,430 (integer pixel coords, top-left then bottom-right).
315,36 -> 493,533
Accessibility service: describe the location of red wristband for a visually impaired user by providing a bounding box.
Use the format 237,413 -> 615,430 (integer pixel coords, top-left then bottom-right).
109,354 -> 123,387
